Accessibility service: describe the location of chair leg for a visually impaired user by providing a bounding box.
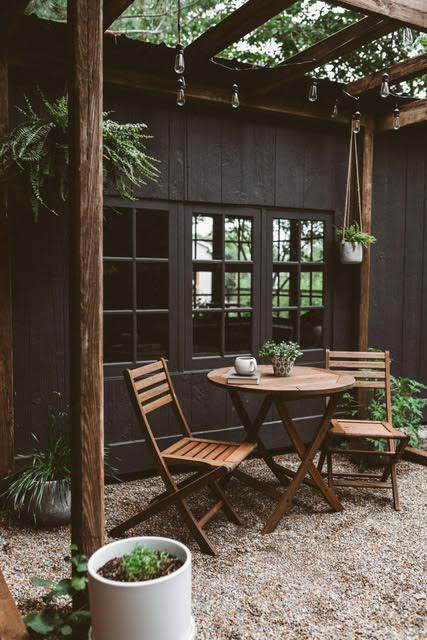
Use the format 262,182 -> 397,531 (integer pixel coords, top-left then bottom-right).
177,499 -> 218,556
327,452 -> 333,488
210,481 -> 244,526
389,463 -> 400,511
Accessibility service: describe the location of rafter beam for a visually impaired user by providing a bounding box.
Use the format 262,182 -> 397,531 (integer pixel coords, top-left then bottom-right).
103,0 -> 133,31
346,52 -> 427,96
376,99 -> 427,132
186,0 -> 298,63
327,0 -> 427,32
253,16 -> 397,97
0,0 -> 31,36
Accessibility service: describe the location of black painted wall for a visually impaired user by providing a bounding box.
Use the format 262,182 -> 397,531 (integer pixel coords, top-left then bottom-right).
9,79 -> 426,472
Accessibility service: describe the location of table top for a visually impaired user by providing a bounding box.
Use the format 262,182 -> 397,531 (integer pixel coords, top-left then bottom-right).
207,365 -> 355,399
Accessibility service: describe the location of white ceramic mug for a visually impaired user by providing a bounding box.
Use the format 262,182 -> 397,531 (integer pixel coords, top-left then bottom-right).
234,356 -> 257,376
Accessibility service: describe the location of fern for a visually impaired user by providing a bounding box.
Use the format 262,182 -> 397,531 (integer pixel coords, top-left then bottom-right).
0,88 -> 160,220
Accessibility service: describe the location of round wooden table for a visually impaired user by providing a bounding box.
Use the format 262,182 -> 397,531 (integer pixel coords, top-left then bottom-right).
208,365 -> 355,533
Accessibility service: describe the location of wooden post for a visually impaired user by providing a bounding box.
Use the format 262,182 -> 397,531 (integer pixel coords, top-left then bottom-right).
0,570 -> 30,640
68,0 -> 104,556
358,115 -> 374,352
0,43 -> 14,481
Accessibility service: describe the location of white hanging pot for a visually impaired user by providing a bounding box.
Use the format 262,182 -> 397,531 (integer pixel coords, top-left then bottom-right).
88,536 -> 195,640
340,241 -> 363,264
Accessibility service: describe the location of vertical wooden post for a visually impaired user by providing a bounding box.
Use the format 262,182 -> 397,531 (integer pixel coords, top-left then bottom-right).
0,43 -> 15,480
358,115 -> 374,351
68,0 -> 104,556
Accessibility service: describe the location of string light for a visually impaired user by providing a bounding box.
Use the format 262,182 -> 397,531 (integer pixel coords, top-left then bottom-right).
174,0 -> 185,74
352,111 -> 361,134
231,83 -> 239,108
380,73 -> 390,98
308,77 -> 318,102
330,100 -> 339,118
402,27 -> 413,45
177,77 -> 185,106
393,107 -> 400,130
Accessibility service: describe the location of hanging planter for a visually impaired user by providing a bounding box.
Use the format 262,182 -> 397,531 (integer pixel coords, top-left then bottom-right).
335,125 -> 376,264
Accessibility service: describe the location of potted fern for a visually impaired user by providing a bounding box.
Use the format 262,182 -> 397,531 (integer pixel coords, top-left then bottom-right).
335,222 -> 376,264
88,537 -> 195,640
259,340 -> 303,377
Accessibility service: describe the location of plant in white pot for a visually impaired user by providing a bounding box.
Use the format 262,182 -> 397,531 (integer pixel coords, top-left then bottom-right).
335,222 -> 376,264
88,536 -> 195,640
259,340 -> 303,377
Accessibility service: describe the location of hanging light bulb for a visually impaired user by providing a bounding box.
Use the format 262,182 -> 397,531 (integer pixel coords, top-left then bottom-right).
331,101 -> 339,118
174,43 -> 185,74
352,111 -> 361,134
308,77 -> 318,102
380,73 -> 390,98
231,83 -> 239,109
393,107 -> 401,130
402,27 -> 413,45
176,77 -> 185,107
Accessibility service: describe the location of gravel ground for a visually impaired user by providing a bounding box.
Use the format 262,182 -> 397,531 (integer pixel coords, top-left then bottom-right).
1,454 -> 426,640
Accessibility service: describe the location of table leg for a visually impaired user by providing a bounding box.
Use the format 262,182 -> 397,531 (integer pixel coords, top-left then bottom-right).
261,396 -> 343,535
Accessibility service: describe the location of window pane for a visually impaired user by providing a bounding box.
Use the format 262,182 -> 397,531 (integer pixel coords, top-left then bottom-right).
193,312 -> 221,355
300,309 -> 323,348
301,220 -> 324,262
137,314 -> 169,360
273,271 -> 291,308
104,262 -> 132,310
104,315 -> 133,363
225,217 -> 252,261
192,215 -> 221,260
300,271 -> 323,307
137,263 -> 168,309
272,310 -> 298,343
136,210 -> 168,258
193,267 -> 221,308
104,208 -> 132,257
225,271 -> 251,307
225,312 -> 251,353
273,218 -> 291,262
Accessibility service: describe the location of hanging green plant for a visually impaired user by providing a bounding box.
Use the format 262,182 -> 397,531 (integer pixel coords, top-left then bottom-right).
0,89 -> 160,220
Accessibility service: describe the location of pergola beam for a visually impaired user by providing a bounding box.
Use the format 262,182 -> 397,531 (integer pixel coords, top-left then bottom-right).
327,0 -> 427,32
375,99 -> 427,132
253,16 -> 397,97
103,0 -> 133,31
186,0 -> 298,63
346,52 -> 427,96
68,0 -> 105,557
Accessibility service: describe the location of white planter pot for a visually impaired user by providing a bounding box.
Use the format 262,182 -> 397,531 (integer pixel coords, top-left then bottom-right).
340,241 -> 363,264
27,481 -> 71,527
88,536 -> 195,640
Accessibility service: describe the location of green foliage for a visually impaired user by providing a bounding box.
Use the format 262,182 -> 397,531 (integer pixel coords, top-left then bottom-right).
24,545 -> 90,637
0,89 -> 160,220
259,340 -> 303,361
120,544 -> 173,582
339,375 -> 427,452
335,221 -> 376,249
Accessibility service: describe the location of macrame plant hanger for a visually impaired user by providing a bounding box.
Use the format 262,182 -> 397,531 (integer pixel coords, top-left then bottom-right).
340,122 -> 363,264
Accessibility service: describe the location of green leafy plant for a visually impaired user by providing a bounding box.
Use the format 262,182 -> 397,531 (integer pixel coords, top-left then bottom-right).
335,222 -> 376,249
120,544 -> 174,582
259,340 -> 303,361
0,89 -> 160,220
24,545 -> 90,637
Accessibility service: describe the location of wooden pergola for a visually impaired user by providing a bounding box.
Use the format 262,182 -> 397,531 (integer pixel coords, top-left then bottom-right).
0,0 -> 426,560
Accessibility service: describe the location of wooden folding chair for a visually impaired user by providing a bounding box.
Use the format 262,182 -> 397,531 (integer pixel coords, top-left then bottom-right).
109,359 -> 256,555
318,350 -> 409,510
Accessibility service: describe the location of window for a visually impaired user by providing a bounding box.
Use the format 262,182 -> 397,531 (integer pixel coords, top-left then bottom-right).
192,213 -> 255,357
103,203 -> 175,371
272,218 -> 325,349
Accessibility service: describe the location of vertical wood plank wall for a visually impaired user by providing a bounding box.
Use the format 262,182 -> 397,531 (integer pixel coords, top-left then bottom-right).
8,80 -> 427,473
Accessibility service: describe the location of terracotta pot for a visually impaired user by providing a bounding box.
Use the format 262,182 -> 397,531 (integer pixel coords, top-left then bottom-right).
271,356 -> 295,377
340,241 -> 363,264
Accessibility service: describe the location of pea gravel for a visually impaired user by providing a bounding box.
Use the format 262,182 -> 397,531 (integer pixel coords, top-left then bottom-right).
1,454 -> 425,640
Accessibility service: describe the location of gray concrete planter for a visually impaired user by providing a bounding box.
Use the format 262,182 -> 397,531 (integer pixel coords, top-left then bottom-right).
340,241 -> 363,264
27,481 -> 71,527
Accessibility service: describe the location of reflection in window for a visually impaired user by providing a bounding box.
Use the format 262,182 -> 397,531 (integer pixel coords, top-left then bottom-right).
300,271 -> 323,307
272,310 -> 297,343
137,263 -> 169,310
137,314 -> 169,360
192,213 -> 253,356
300,309 -> 323,348
104,315 -> 133,363
104,208 -> 132,257
104,262 -> 132,310
301,220 -> 324,262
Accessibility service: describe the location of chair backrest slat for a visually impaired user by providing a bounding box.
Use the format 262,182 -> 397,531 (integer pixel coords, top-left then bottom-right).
134,371 -> 167,390
328,360 -> 385,369
144,393 -> 174,414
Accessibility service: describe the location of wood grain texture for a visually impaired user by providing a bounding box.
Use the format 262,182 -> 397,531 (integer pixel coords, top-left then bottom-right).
0,570 -> 30,640
375,100 -> 427,132
0,44 -> 14,480
254,16 -> 397,97
186,0 -> 298,62
68,0 -> 105,556
346,52 -> 427,96
358,117 -> 374,352
328,0 -> 427,31
103,0 -> 133,30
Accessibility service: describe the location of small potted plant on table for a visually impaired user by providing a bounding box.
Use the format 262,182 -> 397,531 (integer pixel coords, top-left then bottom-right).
335,221 -> 376,264
259,340 -> 303,377
88,536 -> 195,640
